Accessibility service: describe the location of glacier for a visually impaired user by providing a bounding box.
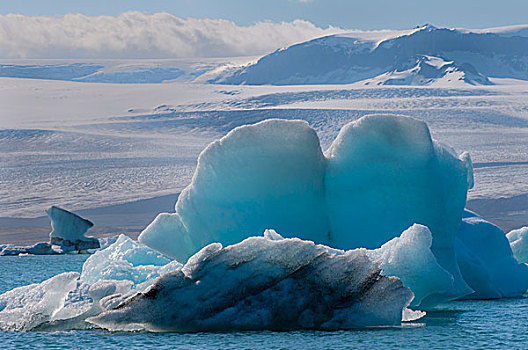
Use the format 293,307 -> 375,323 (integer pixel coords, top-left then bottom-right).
216,25 -> 528,85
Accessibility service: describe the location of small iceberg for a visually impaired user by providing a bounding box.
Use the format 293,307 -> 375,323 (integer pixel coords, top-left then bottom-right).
507,226 -> 528,264
0,206 -> 100,256
89,234 -> 414,332
456,212 -> 528,299
47,206 -> 100,253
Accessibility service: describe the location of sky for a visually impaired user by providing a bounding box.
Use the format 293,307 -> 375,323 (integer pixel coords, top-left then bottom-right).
1,0 -> 527,59
1,0 -> 527,29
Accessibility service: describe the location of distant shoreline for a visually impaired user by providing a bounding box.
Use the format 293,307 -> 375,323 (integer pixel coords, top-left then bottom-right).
0,193 -> 525,245
0,193 -> 178,245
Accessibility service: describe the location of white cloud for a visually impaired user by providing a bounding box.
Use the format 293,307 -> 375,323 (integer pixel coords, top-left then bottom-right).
0,12 -> 346,59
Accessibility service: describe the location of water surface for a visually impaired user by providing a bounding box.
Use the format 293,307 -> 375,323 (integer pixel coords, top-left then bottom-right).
0,255 -> 526,349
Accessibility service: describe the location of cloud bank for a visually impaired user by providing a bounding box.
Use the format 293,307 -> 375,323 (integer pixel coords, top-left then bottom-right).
0,12 -> 346,59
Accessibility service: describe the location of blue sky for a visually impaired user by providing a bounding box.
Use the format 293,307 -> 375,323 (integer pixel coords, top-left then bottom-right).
1,0 -> 527,29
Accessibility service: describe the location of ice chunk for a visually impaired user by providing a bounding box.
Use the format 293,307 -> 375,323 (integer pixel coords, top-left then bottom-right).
81,235 -> 182,290
368,224 -> 455,308
0,274 -> 137,331
0,235 -> 183,331
89,236 -> 414,332
47,206 -> 100,252
455,212 -> 528,299
140,119 -> 330,262
0,206 -> 100,256
0,242 -> 60,256
507,227 -> 528,264
0,234 -> 420,332
98,235 -> 121,249
263,228 -> 284,241
0,272 -> 79,331
325,114 -> 473,300
402,308 -> 426,322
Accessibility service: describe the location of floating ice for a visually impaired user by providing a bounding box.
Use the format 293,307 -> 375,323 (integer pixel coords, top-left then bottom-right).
1,206 -> 100,256
0,272 -> 80,331
0,242 -> 60,256
47,206 -> 100,252
139,115 -> 473,302
81,234 -> 182,290
507,227 -> 528,264
0,235 -> 182,331
325,114 -> 473,300
456,212 -> 528,299
1,115 -> 526,333
368,224 -> 454,308
89,235 -> 414,332
140,119 -> 330,262
0,233 -> 418,331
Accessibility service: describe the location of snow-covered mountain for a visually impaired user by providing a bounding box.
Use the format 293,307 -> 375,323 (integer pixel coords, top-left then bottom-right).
363,55 -> 492,86
1,24 -> 527,86
215,24 -> 528,86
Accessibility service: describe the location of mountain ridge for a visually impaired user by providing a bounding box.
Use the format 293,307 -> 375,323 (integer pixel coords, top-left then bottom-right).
214,25 -> 528,86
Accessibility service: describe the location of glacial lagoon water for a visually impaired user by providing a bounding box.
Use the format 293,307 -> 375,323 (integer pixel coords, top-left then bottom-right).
0,255 -> 527,349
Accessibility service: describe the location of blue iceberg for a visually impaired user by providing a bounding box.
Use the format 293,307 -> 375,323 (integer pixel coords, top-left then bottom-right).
139,115 -> 478,304
456,212 -> 528,299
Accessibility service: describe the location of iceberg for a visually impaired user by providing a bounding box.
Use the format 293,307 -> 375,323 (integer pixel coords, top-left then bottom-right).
139,114 -> 473,301
47,206 -> 100,252
0,235 -> 182,331
140,119 -> 330,262
325,114 -> 473,300
0,206 -> 100,256
456,212 -> 528,299
367,224 -> 454,308
0,233 -> 417,331
507,227 -> 528,264
81,234 -> 182,290
89,235 -> 414,332
2,114 -> 527,333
